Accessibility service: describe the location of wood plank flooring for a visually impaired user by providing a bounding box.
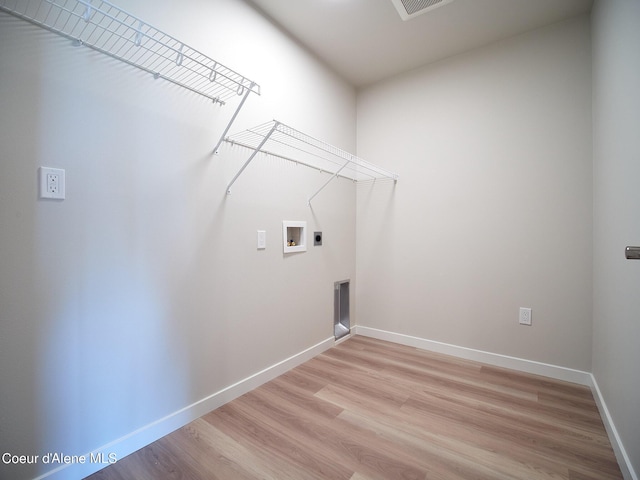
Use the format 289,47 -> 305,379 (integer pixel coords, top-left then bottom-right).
85,335 -> 622,480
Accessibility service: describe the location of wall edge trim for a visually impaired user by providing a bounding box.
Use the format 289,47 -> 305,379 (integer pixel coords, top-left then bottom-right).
588,374 -> 638,480
33,326 -> 636,480
34,336 -> 335,480
354,325 -> 591,383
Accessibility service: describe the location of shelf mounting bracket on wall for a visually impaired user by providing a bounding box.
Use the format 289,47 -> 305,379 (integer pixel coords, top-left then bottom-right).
213,85 -> 253,155
0,0 -> 260,150
226,121 -> 279,195
224,120 -> 399,204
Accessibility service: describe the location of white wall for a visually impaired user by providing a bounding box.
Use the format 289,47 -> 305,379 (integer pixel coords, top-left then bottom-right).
356,16 -> 593,371
592,0 -> 640,475
0,1 -> 356,479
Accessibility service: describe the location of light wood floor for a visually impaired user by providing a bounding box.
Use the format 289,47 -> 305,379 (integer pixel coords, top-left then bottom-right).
86,335 -> 622,480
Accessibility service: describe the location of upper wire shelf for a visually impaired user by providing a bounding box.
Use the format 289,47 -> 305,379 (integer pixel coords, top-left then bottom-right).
0,0 -> 260,106
224,120 -> 399,204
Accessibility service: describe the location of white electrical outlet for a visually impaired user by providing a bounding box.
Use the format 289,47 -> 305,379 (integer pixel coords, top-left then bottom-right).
519,307 -> 532,326
39,167 -> 65,200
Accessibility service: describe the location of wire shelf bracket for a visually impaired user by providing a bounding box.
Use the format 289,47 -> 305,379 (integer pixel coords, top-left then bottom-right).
224,120 -> 399,205
0,0 -> 260,151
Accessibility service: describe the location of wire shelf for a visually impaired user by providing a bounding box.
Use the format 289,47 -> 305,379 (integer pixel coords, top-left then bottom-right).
0,0 -> 260,105
224,120 -> 399,204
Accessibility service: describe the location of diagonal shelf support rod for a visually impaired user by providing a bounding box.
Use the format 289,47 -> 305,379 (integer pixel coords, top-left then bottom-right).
213,84 -> 252,154
308,159 -> 352,206
226,121 -> 279,195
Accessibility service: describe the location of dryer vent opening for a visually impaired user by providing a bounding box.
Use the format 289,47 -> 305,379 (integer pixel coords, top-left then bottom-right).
334,280 -> 350,340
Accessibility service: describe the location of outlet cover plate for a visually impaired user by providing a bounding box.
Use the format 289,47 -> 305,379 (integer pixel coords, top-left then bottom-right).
39,167 -> 65,200
257,230 -> 266,250
519,307 -> 532,326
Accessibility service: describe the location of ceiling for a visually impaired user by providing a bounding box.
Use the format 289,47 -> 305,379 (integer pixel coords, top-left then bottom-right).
246,0 -> 593,88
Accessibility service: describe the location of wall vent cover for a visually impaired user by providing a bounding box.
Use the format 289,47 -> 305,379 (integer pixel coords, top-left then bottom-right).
390,0 -> 454,21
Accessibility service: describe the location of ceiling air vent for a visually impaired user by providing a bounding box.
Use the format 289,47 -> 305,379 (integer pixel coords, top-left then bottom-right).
390,0 -> 455,21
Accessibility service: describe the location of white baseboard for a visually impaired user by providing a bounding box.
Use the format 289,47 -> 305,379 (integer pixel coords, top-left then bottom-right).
354,326 -> 591,384
35,336 -> 335,480
588,375 -> 638,480
34,327 -> 636,480
354,325 -> 637,480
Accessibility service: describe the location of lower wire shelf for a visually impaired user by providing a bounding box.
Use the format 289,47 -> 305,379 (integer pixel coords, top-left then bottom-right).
224,120 -> 399,204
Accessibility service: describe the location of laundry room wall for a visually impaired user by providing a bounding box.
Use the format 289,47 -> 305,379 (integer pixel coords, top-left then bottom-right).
0,1 -> 356,478
356,15 -> 592,371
